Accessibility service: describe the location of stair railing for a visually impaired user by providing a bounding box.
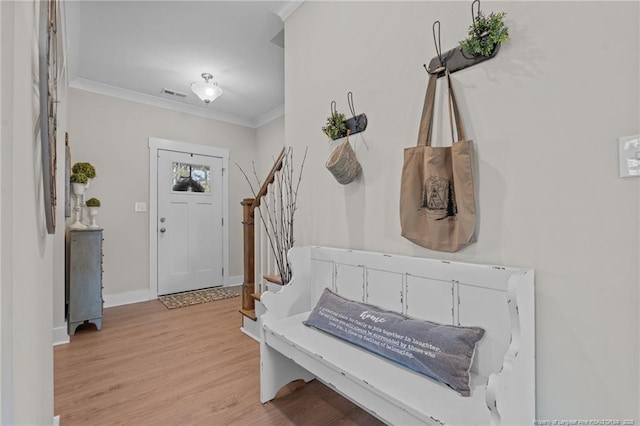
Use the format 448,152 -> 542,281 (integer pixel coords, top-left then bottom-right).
240,147 -> 285,318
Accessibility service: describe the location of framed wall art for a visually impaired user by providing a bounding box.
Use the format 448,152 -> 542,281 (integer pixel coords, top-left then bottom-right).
65,133 -> 71,217
39,0 -> 58,234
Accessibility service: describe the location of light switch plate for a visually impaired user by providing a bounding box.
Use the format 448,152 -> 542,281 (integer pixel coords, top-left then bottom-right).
135,202 -> 147,212
618,135 -> 640,178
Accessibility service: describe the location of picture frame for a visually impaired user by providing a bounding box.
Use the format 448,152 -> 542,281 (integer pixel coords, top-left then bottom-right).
38,0 -> 58,233
65,133 -> 71,217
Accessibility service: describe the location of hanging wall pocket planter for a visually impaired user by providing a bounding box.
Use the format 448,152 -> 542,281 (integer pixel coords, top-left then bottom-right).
321,93 -> 368,141
425,1 -> 508,77
326,130 -> 362,185
322,93 -> 366,184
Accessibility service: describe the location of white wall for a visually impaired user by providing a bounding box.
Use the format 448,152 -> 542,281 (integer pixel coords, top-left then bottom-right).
286,1 -> 639,420
1,1 -> 59,423
256,115 -> 285,177
67,89 -> 257,299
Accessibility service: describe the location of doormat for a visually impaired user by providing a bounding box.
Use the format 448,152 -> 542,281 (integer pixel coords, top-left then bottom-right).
158,285 -> 242,309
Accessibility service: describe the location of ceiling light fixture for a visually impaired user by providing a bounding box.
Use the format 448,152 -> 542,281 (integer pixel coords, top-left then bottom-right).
191,73 -> 223,104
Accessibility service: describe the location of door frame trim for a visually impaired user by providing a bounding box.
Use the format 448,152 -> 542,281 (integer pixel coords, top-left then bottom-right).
148,137 -> 230,299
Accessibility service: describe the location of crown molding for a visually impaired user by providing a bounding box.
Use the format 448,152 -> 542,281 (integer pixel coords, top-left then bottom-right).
271,1 -> 305,21
69,78 -> 258,128
255,104 -> 284,128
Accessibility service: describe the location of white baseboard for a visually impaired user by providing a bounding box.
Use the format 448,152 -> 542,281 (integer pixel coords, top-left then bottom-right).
227,275 -> 243,286
240,315 -> 261,342
103,289 -> 153,308
53,415 -> 60,426
53,324 -> 69,346
240,327 -> 260,343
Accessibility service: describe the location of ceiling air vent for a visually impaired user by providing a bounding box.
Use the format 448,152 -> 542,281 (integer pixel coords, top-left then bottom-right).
161,88 -> 187,98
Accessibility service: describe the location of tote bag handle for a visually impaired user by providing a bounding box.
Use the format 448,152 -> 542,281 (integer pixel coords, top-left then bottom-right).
416,68 -> 466,147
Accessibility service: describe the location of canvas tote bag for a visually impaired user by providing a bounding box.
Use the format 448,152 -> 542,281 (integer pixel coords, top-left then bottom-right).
400,69 -> 476,252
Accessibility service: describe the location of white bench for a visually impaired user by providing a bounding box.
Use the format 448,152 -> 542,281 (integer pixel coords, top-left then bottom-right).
260,246 -> 535,425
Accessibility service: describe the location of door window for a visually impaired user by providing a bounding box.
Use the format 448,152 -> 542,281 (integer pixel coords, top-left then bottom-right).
172,162 -> 211,193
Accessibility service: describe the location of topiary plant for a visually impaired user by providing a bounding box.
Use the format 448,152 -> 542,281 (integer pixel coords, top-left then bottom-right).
322,111 -> 347,140
72,162 -> 96,179
86,198 -> 101,207
70,172 -> 88,184
459,11 -> 509,57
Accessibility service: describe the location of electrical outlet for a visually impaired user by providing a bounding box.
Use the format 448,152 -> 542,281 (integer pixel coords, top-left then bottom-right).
135,202 -> 147,213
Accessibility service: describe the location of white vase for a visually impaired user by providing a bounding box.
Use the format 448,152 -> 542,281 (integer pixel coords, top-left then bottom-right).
70,183 -> 87,229
71,182 -> 86,196
88,207 -> 100,229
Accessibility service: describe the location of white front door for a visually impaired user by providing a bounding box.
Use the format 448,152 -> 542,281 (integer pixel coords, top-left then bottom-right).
157,149 -> 223,295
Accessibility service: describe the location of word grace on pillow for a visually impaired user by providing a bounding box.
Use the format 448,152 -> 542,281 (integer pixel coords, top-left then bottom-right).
303,288 -> 485,397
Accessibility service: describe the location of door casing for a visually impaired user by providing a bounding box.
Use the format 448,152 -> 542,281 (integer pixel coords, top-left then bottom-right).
148,137 -> 229,299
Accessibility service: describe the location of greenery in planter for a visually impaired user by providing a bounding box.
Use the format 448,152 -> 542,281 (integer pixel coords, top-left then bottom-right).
72,162 -> 96,179
321,111 -> 347,140
70,172 -> 88,184
459,11 -> 509,57
86,198 -> 101,207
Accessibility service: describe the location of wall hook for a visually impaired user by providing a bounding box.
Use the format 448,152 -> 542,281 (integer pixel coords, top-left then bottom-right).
426,21 -> 448,75
471,0 -> 481,24
424,0 -> 502,78
344,91 -> 367,137
433,21 -> 444,68
347,92 -> 357,118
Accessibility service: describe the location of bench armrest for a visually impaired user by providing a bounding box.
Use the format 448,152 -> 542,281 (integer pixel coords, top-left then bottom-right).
261,246 -> 313,325
486,270 -> 535,425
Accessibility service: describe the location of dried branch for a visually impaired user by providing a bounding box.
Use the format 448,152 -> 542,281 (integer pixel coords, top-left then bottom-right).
236,146 -> 307,284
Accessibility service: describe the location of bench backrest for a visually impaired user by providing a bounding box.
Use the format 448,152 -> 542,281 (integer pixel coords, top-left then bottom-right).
304,246 -> 534,378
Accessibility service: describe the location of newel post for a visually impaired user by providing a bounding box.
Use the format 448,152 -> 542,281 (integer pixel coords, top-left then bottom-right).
241,198 -> 255,312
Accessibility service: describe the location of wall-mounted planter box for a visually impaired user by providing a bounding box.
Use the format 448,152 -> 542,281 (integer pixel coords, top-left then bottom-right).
426,43 -> 500,77
326,114 -> 368,141
340,113 -> 367,140
323,93 -> 368,141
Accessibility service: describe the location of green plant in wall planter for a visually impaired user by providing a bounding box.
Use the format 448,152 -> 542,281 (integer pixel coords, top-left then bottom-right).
322,110 -> 347,140
459,11 -> 509,57
85,197 -> 101,207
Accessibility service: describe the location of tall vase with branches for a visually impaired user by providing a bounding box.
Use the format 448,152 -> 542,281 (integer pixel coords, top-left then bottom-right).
238,146 -> 308,284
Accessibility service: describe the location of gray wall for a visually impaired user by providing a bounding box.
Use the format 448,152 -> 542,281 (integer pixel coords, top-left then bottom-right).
285,1 -> 639,420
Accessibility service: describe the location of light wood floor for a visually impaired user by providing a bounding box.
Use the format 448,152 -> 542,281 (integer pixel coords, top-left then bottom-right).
54,297 -> 382,425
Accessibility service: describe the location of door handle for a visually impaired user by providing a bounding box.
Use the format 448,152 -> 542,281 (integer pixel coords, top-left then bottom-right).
160,227 -> 166,233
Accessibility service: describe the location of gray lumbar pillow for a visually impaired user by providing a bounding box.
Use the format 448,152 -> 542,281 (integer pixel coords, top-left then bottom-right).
304,288 -> 485,396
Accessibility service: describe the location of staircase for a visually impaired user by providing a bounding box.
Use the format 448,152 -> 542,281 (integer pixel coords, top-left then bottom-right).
239,148 -> 286,339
